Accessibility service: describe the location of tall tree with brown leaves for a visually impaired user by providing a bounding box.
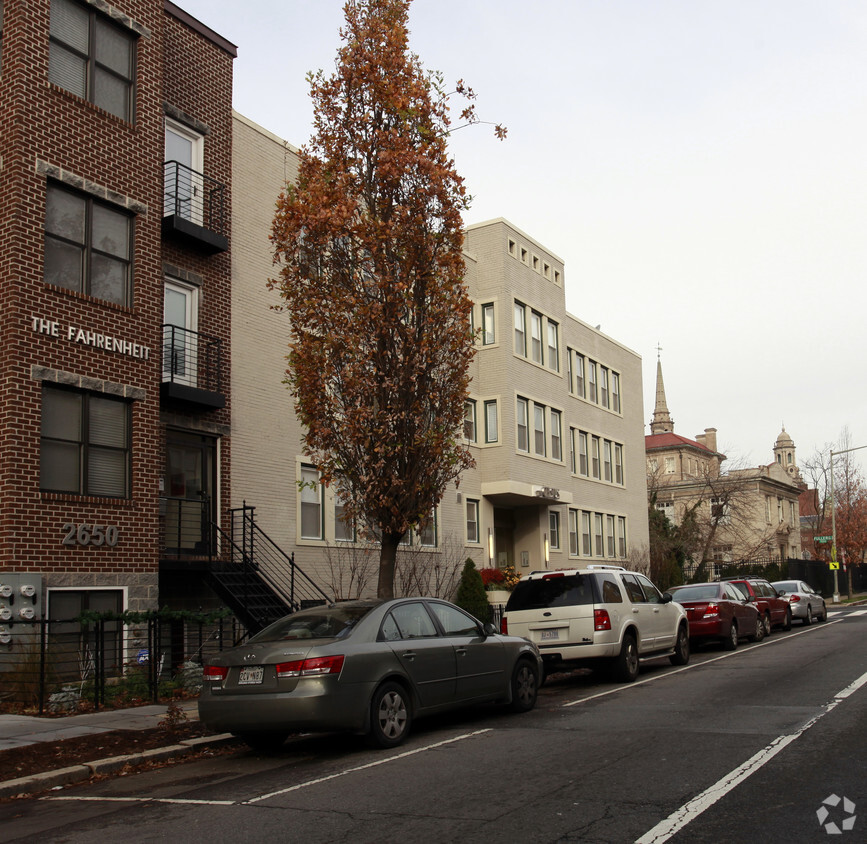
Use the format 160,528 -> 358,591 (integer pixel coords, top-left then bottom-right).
270,0 -> 486,599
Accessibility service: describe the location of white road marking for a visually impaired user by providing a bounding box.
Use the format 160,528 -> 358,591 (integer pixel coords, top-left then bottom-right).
847,609 -> 867,616
634,669 -> 867,844
44,728 -> 492,807
561,617 -> 844,708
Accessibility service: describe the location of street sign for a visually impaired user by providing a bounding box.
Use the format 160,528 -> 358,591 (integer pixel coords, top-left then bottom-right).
814,536 -> 832,542
829,562 -> 840,570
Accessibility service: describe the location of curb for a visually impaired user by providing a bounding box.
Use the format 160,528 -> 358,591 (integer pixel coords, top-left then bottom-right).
0,733 -> 236,800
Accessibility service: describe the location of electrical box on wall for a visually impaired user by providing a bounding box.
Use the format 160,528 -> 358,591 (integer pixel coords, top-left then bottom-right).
0,573 -> 44,624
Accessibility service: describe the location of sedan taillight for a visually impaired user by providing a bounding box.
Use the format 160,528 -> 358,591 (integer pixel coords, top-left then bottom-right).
789,594 -> 801,603
203,665 -> 228,682
594,609 -> 612,631
702,603 -> 720,618
276,655 -> 345,679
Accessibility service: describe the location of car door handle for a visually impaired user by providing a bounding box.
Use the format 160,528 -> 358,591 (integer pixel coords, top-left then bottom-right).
402,651 -> 416,660
456,647 -> 467,657
632,608 -> 640,614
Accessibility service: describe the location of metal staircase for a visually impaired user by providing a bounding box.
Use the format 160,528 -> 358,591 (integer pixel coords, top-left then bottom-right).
205,504 -> 332,634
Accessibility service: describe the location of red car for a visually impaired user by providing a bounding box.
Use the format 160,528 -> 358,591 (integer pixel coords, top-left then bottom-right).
723,577 -> 792,635
667,582 -> 764,650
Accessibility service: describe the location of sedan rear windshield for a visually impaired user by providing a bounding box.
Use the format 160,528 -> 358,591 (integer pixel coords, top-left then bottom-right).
670,585 -> 722,601
250,605 -> 375,643
507,574 -> 598,611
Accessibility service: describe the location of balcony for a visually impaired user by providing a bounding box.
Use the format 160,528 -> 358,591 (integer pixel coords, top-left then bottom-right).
161,324 -> 225,408
162,161 -> 228,254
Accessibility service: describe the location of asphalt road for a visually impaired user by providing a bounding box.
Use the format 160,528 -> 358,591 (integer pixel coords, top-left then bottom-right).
3,607 -> 866,844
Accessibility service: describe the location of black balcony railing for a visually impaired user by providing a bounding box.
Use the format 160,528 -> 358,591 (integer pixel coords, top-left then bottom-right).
163,161 -> 228,252
162,324 -> 225,407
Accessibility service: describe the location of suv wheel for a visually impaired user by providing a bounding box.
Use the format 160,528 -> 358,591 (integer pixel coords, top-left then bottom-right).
670,623 -> 690,666
611,633 -> 639,682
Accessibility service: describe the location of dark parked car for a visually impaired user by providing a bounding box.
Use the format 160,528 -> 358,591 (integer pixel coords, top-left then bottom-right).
199,598 -> 542,750
723,576 -> 792,634
771,580 -> 827,625
667,582 -> 764,650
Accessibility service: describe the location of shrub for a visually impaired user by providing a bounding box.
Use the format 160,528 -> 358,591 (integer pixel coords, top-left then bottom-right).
455,558 -> 493,624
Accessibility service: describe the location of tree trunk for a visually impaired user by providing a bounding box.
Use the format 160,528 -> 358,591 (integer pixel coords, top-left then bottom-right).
377,532 -> 402,600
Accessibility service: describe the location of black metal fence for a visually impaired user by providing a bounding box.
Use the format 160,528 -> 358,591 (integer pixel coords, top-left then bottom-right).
163,160 -> 227,239
0,613 -> 248,715
162,324 -> 224,395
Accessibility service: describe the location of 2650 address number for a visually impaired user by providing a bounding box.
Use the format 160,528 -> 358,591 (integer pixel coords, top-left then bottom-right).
62,523 -> 120,547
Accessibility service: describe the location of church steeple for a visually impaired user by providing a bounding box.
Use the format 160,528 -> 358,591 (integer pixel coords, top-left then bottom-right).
650,349 -> 674,434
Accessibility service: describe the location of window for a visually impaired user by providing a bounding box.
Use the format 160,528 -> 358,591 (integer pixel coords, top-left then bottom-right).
481,303 -> 495,345
606,515 -> 615,557
579,431 -> 588,476
617,517 -> 627,557
530,310 -> 543,364
790,501 -> 796,527
603,440 -> 612,481
665,457 -> 676,474
591,436 -> 601,479
44,183 -> 133,306
614,444 -> 623,485
594,513 -> 604,557
484,400 -> 498,443
40,386 -> 130,497
581,511 -> 591,556
516,397 -> 529,452
569,510 -> 579,555
550,410 -> 562,461
711,497 -> 730,525
466,499 -> 480,544
418,510 -> 437,547
533,403 -> 546,456
574,353 -> 585,398
547,321 -> 559,371
300,464 -> 323,539
588,361 -> 597,402
766,496 -> 772,523
549,511 -> 561,550
600,367 -> 609,408
429,603 -> 481,637
165,119 -> 205,224
163,279 -> 199,386
569,428 -> 577,474
657,500 -> 674,521
464,400 -> 476,442
514,302 -> 526,356
777,497 -> 783,523
611,372 -> 621,413
49,0 -> 136,121
334,493 -> 354,542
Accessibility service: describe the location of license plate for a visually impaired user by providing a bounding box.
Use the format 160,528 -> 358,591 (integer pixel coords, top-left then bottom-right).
238,666 -> 264,685
540,629 -> 560,641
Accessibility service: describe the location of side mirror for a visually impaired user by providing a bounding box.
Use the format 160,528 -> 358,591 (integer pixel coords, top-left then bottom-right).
482,622 -> 497,637
662,592 -> 673,603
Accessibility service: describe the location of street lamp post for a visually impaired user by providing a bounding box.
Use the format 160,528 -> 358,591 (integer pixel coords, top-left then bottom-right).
829,443 -> 867,603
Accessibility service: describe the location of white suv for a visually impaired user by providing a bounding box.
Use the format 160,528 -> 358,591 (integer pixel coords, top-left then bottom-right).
500,566 -> 689,682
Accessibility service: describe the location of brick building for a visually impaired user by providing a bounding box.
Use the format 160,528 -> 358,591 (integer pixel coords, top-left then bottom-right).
0,0 -> 235,630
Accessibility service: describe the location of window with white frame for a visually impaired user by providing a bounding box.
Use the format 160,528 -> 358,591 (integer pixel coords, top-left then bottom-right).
656,500 -> 675,521
49,0 -> 136,121
579,431 -> 589,475
516,397 -> 529,452
617,517 -> 627,557
614,444 -> 623,484
547,321 -> 559,371
606,515 -> 616,557
600,366 -> 609,408
603,440 -> 612,481
665,456 -> 676,474
464,399 -> 476,442
550,410 -> 562,461
300,464 -> 323,539
44,183 -> 133,306
481,303 -> 495,345
549,510 -> 561,550
533,403 -> 546,456
466,499 -> 480,544
569,509 -> 579,555
530,310 -> 543,364
591,436 -> 601,479
163,279 -> 200,387
484,400 -> 498,443
569,428 -> 577,474
574,352 -> 585,398
514,302 -> 526,356
594,513 -> 604,557
611,371 -> 621,412
41,385 -> 130,497
588,361 -> 597,402
418,510 -> 437,547
581,511 -> 591,556
334,492 -> 354,542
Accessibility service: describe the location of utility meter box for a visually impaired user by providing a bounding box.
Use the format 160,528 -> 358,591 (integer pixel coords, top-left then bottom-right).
0,573 -> 43,622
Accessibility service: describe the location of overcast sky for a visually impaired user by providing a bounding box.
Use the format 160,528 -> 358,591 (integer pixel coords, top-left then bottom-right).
178,0 -> 867,473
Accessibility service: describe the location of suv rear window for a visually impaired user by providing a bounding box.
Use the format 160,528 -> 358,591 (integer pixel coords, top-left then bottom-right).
507,574 -> 599,611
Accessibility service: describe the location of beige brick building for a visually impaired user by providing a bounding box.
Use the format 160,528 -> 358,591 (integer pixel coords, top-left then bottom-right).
230,115 -> 650,598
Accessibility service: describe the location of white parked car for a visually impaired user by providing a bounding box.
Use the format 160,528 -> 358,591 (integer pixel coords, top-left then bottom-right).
771,580 -> 827,625
500,566 -> 689,682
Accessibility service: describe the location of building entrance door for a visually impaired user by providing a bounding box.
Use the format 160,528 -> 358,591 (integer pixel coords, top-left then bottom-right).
493,508 -> 515,568
163,431 -> 216,555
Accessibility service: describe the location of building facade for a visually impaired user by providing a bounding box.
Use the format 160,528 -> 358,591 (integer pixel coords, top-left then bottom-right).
230,115 -> 650,598
646,358 -> 802,567
0,0 -> 235,632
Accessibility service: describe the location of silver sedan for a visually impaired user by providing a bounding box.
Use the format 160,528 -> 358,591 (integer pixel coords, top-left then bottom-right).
199,598 -> 542,750
771,580 -> 827,625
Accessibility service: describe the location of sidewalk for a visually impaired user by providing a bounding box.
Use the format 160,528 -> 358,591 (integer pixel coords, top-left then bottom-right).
0,700 -> 234,799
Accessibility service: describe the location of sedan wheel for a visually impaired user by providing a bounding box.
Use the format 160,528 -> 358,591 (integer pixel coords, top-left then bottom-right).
509,659 -> 539,712
803,605 -> 813,625
369,681 -> 412,748
722,620 -> 739,651
782,608 -> 792,631
818,604 -> 827,622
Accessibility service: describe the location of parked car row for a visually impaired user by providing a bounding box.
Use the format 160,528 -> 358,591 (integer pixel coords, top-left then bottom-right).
199,568 -> 826,751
